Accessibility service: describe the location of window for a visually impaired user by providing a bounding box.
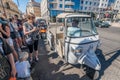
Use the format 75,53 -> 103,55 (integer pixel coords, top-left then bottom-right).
5,2 -> 10,9
89,7 -> 91,10
85,7 -> 87,10
49,4 -> 53,8
102,3 -> 103,6
49,0 -> 54,1
85,1 -> 88,5
65,5 -> 73,8
105,4 -> 106,7
89,2 -> 92,5
59,4 -> 62,8
98,3 -> 99,6
81,0 -> 83,4
66,17 -> 97,37
60,0 -> 62,1
94,2 -> 96,6
81,6 -> 83,10
65,5 -> 69,8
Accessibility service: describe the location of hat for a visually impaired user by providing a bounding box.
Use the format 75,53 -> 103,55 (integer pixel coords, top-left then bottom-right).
19,52 -> 29,60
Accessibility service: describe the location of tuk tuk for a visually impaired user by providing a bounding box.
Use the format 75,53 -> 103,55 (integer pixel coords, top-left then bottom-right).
49,13 -> 101,79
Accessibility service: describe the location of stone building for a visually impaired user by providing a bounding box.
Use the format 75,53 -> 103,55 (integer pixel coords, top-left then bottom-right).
0,0 -> 20,18
26,0 -> 41,17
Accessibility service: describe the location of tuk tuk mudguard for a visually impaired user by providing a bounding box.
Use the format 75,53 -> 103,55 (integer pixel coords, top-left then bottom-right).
78,49 -> 101,71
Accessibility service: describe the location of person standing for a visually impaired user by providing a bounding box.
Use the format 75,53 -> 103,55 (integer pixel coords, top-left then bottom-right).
0,32 -> 16,79
9,17 -> 21,52
23,13 -> 39,62
0,14 -> 18,61
14,15 -> 24,48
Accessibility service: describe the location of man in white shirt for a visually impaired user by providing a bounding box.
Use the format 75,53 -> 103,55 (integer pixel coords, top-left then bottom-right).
67,20 -> 81,37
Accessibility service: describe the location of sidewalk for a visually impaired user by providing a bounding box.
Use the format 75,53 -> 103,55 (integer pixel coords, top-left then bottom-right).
111,22 -> 120,28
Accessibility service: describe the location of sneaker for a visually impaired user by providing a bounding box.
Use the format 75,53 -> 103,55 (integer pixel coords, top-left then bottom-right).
35,57 -> 39,62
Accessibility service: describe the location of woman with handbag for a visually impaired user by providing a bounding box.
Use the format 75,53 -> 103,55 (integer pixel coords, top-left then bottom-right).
23,13 -> 39,62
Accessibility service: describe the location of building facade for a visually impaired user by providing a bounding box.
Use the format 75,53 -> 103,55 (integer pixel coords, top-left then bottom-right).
0,0 -> 20,18
26,0 -> 41,17
41,0 -> 81,22
107,0 -> 120,19
41,0 -> 110,22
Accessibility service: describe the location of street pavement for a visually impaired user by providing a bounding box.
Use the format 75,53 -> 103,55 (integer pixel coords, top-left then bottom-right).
31,24 -> 120,80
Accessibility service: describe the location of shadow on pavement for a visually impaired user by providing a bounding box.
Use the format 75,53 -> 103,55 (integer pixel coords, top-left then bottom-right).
48,52 -> 58,59
97,49 -> 120,80
31,39 -> 91,80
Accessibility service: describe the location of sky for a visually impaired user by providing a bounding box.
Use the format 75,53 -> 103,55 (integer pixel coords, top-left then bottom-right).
13,0 -> 41,13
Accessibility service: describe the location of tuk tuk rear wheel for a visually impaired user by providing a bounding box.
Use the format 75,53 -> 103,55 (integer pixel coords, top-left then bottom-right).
85,66 -> 99,80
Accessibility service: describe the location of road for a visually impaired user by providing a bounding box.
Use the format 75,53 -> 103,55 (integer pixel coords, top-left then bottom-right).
97,27 -> 120,80
32,25 -> 120,80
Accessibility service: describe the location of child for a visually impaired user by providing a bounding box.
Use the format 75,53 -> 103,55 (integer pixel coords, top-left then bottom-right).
15,52 -> 32,80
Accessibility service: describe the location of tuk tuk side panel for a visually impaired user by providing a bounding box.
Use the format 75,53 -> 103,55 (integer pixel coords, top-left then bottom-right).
55,20 -> 65,58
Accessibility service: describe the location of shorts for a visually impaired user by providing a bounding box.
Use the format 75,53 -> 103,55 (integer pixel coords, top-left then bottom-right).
16,32 -> 21,38
27,40 -> 38,53
6,37 -> 13,46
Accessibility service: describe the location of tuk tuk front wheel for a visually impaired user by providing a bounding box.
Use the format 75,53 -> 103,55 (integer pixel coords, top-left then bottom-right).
85,66 -> 99,80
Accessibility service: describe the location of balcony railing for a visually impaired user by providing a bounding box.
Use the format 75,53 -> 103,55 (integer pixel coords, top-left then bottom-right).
64,8 -> 74,12
65,1 -> 74,5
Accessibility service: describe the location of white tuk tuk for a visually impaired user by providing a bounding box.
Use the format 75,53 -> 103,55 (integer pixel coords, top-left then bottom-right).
49,13 -> 101,79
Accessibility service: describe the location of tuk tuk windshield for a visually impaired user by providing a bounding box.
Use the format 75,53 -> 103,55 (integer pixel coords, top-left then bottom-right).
66,17 -> 97,37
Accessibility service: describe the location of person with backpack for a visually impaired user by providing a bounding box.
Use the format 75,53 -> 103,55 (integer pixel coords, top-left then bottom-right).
0,14 -> 18,61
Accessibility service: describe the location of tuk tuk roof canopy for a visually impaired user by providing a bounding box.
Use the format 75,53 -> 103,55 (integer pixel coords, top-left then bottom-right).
57,13 -> 90,18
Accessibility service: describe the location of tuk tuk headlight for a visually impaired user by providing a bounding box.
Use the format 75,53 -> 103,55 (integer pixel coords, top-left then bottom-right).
71,47 -> 82,53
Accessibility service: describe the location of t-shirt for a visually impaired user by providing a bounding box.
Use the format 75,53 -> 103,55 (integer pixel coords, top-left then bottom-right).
16,19 -> 23,31
15,61 -> 31,78
11,22 -> 18,32
67,27 -> 81,37
23,22 -> 39,40
0,38 -> 13,55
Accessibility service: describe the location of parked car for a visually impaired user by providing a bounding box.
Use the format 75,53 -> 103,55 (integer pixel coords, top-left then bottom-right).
103,19 -> 111,25
94,20 -> 110,28
101,21 -> 110,28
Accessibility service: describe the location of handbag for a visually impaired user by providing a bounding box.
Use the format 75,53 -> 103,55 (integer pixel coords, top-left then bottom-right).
25,35 -> 34,45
